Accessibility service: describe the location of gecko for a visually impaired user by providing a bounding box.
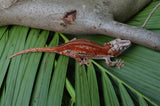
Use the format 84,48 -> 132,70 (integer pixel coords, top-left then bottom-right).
9,38 -> 131,69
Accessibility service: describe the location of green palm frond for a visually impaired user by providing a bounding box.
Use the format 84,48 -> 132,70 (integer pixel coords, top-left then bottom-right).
0,1 -> 160,106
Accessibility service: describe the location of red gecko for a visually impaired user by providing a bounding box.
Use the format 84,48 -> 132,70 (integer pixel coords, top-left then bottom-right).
9,38 -> 131,69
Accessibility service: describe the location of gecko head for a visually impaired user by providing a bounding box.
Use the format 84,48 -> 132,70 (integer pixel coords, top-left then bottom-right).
108,38 -> 131,57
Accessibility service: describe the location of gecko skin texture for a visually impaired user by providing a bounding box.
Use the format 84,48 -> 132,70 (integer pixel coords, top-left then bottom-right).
9,38 -> 131,69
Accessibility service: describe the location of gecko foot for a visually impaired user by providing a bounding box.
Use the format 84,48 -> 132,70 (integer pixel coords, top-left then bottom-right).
116,59 -> 124,69
105,57 -> 124,69
79,61 -> 91,67
76,57 -> 91,66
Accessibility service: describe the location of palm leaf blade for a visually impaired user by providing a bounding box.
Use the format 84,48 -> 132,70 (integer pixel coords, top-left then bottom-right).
87,63 -> 100,106
5,26 -> 29,106
31,33 -> 59,105
14,29 -> 49,105
119,83 -> 134,106
101,71 -> 119,106
47,55 -> 69,106
75,63 -> 91,106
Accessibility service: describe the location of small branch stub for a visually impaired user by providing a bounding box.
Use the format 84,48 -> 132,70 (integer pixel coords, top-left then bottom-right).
63,10 -> 77,25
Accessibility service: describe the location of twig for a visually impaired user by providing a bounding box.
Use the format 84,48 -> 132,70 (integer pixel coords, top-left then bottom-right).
142,2 -> 160,28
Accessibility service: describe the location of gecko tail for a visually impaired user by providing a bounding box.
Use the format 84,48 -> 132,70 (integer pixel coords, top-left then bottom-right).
9,47 -> 57,59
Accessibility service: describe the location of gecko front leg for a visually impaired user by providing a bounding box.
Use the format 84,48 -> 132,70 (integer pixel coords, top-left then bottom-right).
104,56 -> 124,69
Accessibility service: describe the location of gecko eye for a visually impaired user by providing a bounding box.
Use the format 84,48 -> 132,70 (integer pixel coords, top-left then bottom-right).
119,47 -> 123,51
